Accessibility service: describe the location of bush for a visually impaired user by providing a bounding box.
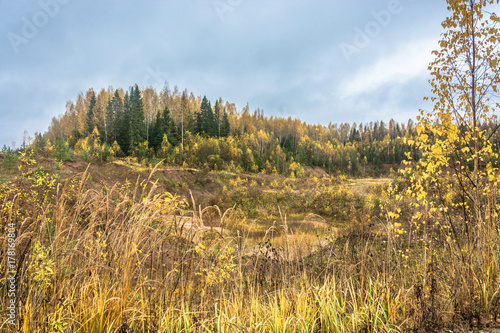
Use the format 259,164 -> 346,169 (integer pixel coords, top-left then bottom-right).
96,143 -> 111,162
79,150 -> 91,163
134,141 -> 151,163
307,185 -> 364,220
33,133 -> 47,156
1,147 -> 18,170
53,137 -> 73,161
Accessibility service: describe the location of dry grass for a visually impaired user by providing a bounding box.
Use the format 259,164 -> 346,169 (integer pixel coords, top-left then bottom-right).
0,161 -> 499,332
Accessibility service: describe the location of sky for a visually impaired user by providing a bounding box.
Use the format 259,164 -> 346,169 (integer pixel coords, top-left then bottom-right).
0,0 -> 455,148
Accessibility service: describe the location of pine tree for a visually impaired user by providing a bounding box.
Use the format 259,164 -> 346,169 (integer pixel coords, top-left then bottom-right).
53,136 -> 73,161
195,108 -> 204,135
118,92 -> 131,155
105,90 -> 122,148
86,91 -> 96,136
220,110 -> 230,137
161,105 -> 175,138
105,97 -> 112,143
150,113 -> 160,152
178,90 -> 189,163
33,133 -> 46,156
214,99 -> 222,137
128,84 -> 146,152
196,96 -> 216,137
150,105 -> 174,152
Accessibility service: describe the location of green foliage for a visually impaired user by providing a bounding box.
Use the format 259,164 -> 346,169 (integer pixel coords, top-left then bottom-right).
1,146 -> 18,170
150,105 -> 175,152
167,179 -> 176,188
85,90 -> 96,136
96,143 -> 112,162
79,149 -> 91,163
134,141 -> 151,163
117,92 -> 132,155
128,84 -> 146,151
53,136 -> 73,161
195,95 -> 216,137
53,160 -> 63,170
213,99 -> 223,137
220,111 -> 230,137
40,78 -> 445,174
106,90 -> 124,145
148,156 -> 161,167
41,81 -> 427,173
33,133 -> 47,156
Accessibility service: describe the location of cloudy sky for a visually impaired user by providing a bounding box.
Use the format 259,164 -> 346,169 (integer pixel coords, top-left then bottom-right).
0,0 -> 455,148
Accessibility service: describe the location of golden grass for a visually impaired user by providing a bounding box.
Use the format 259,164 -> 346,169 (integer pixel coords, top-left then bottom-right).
0,164 -> 499,332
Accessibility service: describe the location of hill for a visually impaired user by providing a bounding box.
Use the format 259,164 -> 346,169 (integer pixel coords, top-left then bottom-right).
1,153 -> 393,230
37,85 -> 424,177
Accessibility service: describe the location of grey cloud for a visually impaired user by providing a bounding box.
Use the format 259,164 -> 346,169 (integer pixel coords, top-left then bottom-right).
0,0 -> 451,147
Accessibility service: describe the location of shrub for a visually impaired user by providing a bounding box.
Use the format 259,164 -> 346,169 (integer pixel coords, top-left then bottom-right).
33,133 -> 47,156
96,143 -> 111,162
53,136 -> 73,161
79,149 -> 91,163
1,147 -> 18,170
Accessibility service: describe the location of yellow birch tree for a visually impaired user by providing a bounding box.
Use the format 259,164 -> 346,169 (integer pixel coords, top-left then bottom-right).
398,0 -> 500,322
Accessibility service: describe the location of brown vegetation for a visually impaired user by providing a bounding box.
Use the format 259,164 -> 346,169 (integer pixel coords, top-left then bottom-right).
0,152 -> 499,332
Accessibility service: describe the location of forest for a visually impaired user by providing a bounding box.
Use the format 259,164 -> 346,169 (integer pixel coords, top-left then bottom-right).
32,81 -> 500,177
39,83 -> 423,175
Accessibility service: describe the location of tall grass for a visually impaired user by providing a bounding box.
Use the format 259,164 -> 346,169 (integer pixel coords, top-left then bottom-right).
1,164 -> 499,332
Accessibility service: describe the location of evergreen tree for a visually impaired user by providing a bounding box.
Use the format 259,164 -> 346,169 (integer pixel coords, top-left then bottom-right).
107,90 -> 124,145
33,133 -> 46,156
177,90 -> 190,162
86,91 -> 96,135
1,147 -> 17,170
206,101 -> 216,136
220,110 -> 230,137
240,142 -> 251,171
150,105 -> 174,152
128,84 -> 146,152
53,136 -> 73,161
150,113 -> 160,152
214,99 -> 222,137
105,97 -> 112,143
162,105 -> 175,137
196,96 -> 216,136
117,92 -> 131,155
195,108 -> 204,135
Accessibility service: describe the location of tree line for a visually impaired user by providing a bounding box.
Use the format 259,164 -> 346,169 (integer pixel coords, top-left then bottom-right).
36,84 -> 500,176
